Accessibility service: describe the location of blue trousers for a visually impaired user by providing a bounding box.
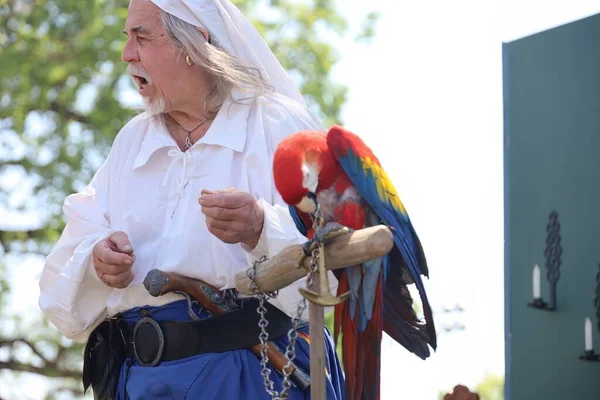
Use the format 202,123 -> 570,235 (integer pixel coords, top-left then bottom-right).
115,299 -> 345,399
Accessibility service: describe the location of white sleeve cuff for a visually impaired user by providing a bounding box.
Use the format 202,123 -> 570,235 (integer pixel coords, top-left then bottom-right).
38,229 -> 116,341
242,197 -> 306,262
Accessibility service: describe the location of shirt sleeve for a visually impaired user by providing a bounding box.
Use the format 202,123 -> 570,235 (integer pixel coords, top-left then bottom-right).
242,97 -> 339,319
38,145 -> 117,343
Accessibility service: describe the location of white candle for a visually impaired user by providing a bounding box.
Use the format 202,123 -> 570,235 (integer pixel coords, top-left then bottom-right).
585,317 -> 593,352
532,264 -> 541,299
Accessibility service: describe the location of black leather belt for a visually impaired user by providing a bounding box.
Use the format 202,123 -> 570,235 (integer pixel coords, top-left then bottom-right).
127,300 -> 292,367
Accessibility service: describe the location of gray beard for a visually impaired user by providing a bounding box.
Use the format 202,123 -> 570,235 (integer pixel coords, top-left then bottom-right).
143,95 -> 167,116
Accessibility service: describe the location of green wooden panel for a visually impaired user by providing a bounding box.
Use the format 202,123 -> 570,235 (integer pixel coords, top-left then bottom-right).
504,13 -> 600,400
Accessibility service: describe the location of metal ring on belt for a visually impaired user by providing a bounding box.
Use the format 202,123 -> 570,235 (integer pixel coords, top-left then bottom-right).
132,316 -> 165,367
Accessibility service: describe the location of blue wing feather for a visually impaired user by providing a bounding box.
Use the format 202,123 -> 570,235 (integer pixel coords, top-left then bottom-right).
359,256 -> 383,331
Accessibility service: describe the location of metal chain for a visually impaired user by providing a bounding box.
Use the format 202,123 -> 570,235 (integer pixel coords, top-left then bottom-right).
247,255 -> 277,398
280,247 -> 319,396
247,248 -> 320,400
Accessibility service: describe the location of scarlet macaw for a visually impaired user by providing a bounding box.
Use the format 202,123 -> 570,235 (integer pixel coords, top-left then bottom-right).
272,125 -> 437,400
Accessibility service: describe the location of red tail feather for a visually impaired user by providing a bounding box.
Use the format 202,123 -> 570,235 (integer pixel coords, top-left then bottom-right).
358,274 -> 383,400
334,275 -> 348,347
334,270 -> 385,400
334,273 -> 357,398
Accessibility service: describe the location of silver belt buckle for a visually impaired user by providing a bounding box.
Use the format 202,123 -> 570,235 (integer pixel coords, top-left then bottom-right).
132,316 -> 165,367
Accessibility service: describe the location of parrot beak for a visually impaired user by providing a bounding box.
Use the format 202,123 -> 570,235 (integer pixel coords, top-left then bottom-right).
296,191 -> 319,215
307,192 -> 319,216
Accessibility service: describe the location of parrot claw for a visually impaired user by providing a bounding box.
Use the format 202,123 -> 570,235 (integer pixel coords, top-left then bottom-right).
314,222 -> 353,244
297,223 -> 352,270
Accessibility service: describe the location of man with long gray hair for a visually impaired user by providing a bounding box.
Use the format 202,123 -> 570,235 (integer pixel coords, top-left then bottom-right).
37,0 -> 345,398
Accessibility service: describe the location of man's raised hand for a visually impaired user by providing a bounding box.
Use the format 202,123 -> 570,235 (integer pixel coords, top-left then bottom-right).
92,231 -> 135,288
198,188 -> 264,250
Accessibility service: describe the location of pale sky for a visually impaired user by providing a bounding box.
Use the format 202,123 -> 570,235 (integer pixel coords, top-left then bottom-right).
3,0 -> 600,399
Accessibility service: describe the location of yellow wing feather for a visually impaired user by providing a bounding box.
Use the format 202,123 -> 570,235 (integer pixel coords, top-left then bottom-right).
361,156 -> 407,214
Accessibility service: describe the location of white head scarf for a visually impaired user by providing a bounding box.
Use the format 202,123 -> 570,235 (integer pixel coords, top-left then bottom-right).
150,0 -> 306,106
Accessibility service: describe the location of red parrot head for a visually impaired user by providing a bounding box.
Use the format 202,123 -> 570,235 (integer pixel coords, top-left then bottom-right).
273,130 -> 333,214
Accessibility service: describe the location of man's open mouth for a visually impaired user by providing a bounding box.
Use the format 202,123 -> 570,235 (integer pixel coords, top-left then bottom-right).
132,75 -> 149,88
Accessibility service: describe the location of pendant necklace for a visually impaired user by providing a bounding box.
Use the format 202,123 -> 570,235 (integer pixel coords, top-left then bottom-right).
170,115 -> 211,150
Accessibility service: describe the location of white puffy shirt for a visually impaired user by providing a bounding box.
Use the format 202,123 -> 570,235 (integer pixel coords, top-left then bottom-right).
38,92 -> 336,342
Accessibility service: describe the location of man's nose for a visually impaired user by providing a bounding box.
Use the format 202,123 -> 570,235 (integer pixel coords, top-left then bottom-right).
121,39 -> 140,63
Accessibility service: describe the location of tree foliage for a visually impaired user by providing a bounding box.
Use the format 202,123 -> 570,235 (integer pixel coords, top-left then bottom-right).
0,0 -> 377,397
474,373 -> 504,400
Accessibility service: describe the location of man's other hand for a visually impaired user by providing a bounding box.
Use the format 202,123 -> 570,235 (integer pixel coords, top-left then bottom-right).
92,231 -> 135,288
199,187 -> 264,250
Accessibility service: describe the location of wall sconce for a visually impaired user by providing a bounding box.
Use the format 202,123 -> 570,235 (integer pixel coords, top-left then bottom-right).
578,264 -> 600,362
528,210 -> 562,311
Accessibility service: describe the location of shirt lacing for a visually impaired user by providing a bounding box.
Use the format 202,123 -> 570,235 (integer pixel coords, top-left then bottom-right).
162,149 -> 196,199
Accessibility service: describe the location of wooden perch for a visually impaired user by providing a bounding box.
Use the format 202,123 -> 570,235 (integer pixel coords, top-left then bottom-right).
235,225 -> 394,295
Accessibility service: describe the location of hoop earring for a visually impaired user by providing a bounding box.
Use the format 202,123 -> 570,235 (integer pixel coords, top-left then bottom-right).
186,54 -> 194,66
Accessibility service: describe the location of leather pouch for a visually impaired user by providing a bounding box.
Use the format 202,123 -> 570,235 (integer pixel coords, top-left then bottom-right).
82,319 -> 128,400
